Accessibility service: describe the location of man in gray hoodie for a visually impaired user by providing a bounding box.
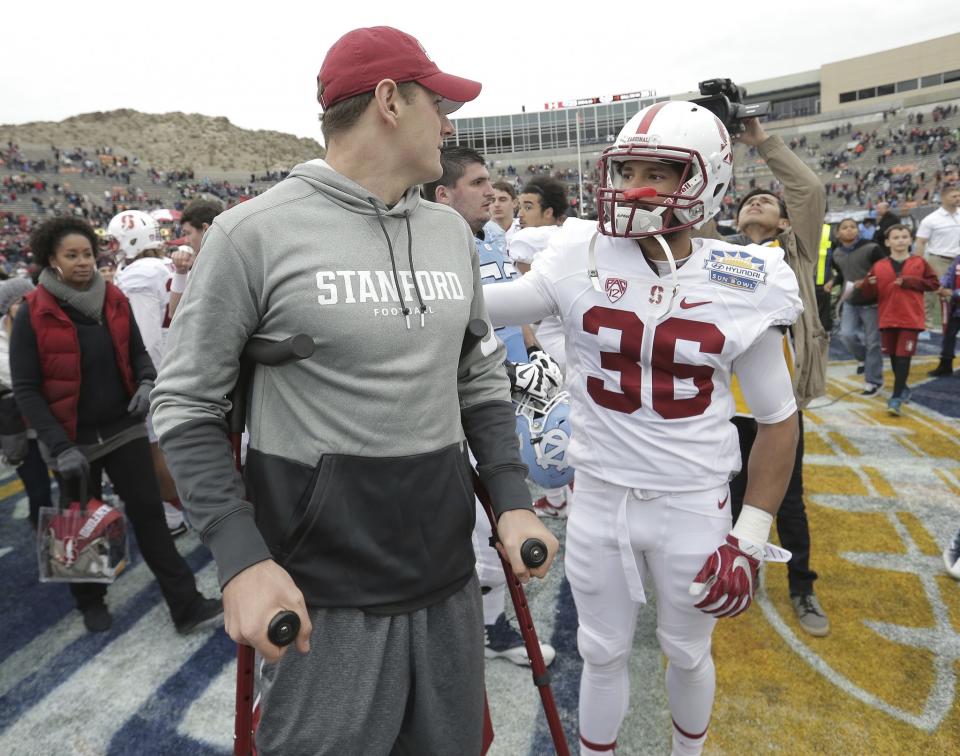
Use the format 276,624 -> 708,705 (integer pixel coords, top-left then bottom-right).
151,25 -> 557,755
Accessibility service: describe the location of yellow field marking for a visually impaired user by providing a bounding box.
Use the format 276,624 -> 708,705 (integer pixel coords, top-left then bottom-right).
903,429 -> 960,460
805,464 -> 867,496
899,409 -> 960,443
937,575 -> 960,634
0,477 -> 25,501
805,431 -> 834,456
897,511 -> 943,556
934,469 -> 960,497
711,502 -> 960,754
895,435 -> 924,457
805,411 -> 823,426
862,466 -> 896,498
827,431 -> 861,456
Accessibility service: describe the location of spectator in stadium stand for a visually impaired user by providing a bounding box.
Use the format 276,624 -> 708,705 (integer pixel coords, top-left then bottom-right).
0,277 -> 53,528
167,197 -> 224,319
831,218 -> 886,394
914,185 -> 960,333
856,224 -> 940,415
701,116 -> 831,637
873,201 -> 900,244
489,180 -> 520,247
929,251 -> 960,377
9,216 -> 222,634
515,176 -> 568,274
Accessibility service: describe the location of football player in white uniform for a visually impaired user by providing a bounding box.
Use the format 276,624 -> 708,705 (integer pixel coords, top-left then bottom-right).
483,101 -> 802,755
107,210 -> 185,535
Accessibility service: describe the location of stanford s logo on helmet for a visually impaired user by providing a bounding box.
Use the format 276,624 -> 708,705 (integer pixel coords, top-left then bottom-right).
596,101 -> 733,238
106,210 -> 164,263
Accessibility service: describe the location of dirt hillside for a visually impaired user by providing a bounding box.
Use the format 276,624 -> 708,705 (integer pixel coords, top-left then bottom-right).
0,109 -> 324,173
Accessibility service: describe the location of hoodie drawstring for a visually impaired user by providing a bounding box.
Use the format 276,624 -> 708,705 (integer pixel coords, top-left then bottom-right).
404,213 -> 428,327
369,201 -> 427,329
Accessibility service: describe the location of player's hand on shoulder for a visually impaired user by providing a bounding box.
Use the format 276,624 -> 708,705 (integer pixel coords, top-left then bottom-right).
495,508 -> 559,584
222,559 -> 312,663
514,350 -> 563,401
688,534 -> 764,618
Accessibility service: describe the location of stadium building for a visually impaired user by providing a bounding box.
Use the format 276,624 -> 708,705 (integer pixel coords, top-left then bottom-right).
446,32 -> 960,220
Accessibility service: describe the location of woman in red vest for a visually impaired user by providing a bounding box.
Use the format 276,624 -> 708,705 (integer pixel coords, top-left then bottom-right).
10,216 -> 222,634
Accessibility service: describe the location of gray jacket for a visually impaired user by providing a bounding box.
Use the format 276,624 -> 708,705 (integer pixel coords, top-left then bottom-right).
151,160 -> 530,612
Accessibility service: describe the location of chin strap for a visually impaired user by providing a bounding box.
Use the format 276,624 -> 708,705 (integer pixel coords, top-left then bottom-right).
654,233 -> 681,320
588,231 -> 603,293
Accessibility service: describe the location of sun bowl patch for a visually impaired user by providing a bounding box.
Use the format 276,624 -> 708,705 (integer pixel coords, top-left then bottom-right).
704,249 -> 768,292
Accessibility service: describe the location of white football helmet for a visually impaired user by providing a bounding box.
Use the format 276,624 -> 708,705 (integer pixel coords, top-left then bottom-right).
597,100 -> 733,238
106,210 -> 164,262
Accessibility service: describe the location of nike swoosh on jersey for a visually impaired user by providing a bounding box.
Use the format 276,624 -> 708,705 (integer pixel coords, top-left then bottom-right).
680,297 -> 712,309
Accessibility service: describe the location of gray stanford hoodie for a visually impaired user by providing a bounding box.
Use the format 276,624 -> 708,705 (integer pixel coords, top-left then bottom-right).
151,159 -> 530,612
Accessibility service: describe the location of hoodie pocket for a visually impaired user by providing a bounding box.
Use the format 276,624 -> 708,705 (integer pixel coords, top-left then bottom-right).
274,444 -> 478,607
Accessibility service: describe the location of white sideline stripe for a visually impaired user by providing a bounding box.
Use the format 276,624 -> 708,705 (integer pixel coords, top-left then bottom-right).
0,562 -> 219,754
0,533 -> 205,700
12,496 -> 29,520
178,661 -> 235,750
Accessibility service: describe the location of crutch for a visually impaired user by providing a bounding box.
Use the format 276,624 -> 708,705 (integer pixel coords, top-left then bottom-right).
462,320 -> 570,756
229,334 -> 315,756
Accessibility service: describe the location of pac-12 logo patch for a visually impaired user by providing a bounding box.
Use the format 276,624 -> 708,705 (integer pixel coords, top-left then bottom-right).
704,249 -> 768,292
605,277 -> 628,303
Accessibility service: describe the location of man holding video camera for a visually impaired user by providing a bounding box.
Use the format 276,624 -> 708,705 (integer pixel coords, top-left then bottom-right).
699,89 -> 831,637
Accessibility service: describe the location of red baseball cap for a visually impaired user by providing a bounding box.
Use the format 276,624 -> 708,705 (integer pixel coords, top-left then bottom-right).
318,26 -> 481,113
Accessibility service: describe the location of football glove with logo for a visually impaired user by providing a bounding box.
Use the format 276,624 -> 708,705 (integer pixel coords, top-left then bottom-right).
512,350 -> 563,402
689,533 -> 764,618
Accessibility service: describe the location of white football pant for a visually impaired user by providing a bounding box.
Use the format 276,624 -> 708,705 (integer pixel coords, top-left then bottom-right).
565,471 -> 731,755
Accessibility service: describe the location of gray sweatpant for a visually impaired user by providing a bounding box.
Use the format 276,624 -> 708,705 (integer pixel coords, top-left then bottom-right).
255,576 -> 485,756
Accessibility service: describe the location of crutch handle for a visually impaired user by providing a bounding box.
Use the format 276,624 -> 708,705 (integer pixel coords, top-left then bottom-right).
267,610 -> 301,647
520,538 -> 548,568
460,318 -> 489,360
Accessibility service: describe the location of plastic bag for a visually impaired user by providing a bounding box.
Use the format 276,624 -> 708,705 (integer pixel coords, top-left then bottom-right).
37,496 -> 128,583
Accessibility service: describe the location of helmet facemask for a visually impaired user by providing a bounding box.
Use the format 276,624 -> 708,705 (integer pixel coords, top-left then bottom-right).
597,145 -> 708,239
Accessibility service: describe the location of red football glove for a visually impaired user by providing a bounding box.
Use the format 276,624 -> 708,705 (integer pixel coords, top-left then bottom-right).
689,534 -> 763,618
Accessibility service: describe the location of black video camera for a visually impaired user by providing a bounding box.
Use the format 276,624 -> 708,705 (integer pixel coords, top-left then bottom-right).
693,78 -> 770,136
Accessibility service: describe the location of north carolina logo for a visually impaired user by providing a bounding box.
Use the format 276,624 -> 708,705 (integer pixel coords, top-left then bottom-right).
704,249 -> 768,292
604,277 -> 628,303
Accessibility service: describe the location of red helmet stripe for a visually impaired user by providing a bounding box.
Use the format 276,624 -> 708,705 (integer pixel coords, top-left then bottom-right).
635,101 -> 669,134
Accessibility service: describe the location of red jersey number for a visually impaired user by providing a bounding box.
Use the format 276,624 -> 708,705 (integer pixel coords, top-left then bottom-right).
583,306 -> 725,419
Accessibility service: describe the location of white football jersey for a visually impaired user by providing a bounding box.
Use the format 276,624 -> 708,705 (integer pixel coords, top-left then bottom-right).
114,256 -> 173,370
519,224 -> 802,491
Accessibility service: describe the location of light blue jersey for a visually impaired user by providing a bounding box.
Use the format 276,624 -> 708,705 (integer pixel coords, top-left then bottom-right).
476,233 -> 527,363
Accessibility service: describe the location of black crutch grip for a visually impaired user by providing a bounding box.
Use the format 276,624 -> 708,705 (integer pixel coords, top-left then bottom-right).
521,538 -> 548,568
460,318 -> 489,360
267,610 -> 301,647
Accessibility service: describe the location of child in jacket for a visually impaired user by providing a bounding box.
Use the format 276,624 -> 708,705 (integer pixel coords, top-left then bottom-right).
857,224 -> 941,414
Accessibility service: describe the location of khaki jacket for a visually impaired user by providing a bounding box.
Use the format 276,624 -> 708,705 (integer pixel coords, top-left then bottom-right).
702,134 -> 829,409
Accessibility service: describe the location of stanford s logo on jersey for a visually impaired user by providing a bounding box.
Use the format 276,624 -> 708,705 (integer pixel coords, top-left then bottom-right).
605,277 -> 628,303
